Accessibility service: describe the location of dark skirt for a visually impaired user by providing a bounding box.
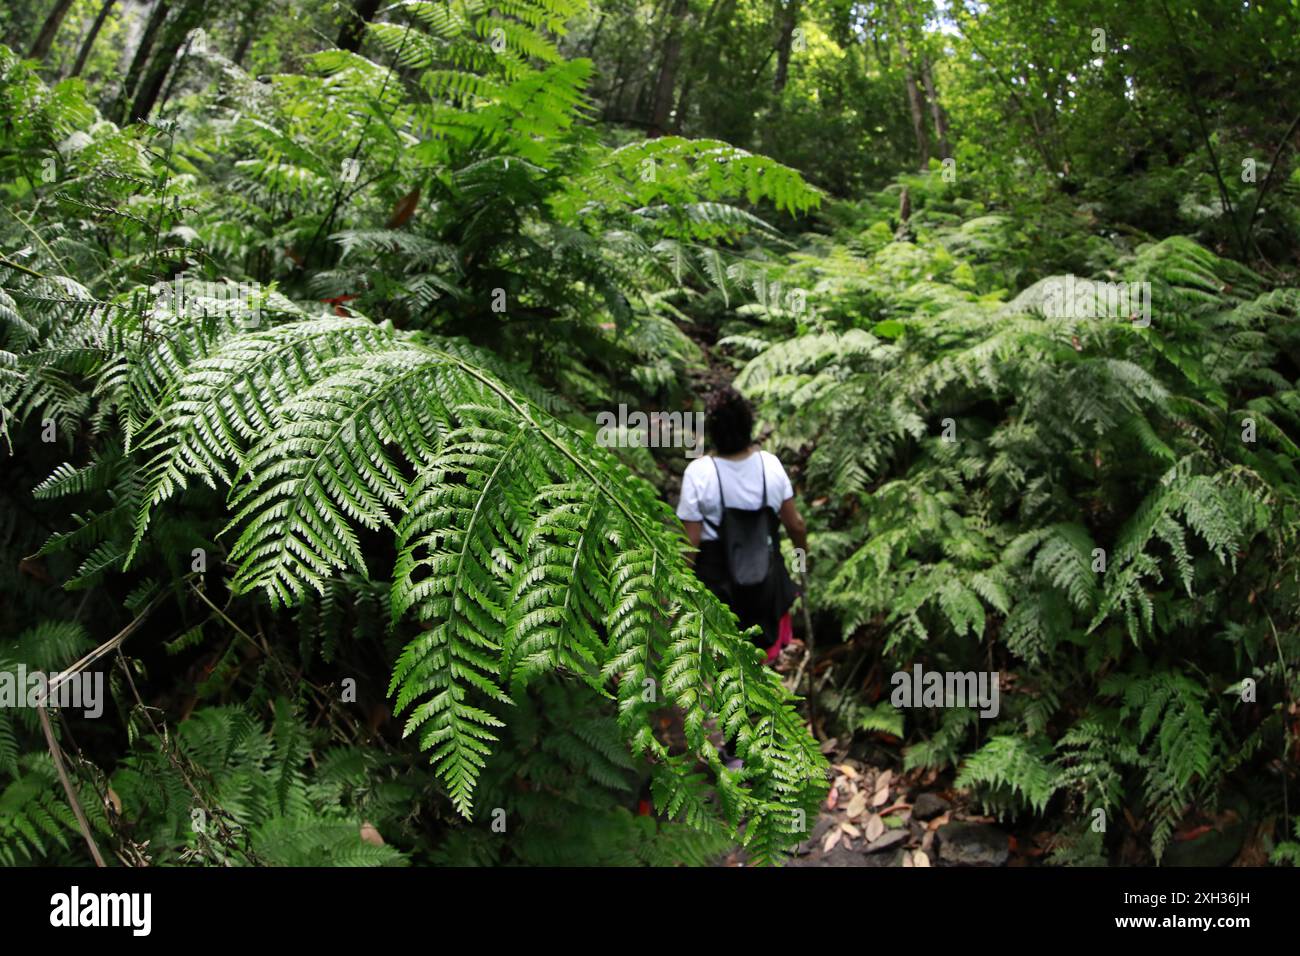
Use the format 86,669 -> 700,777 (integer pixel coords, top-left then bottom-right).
694,539 -> 796,650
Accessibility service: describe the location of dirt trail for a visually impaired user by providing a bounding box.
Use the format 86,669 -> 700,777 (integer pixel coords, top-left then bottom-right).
673,330 -> 1021,868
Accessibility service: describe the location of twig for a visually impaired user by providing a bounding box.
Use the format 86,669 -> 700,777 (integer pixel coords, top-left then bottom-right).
114,649 -> 262,866
0,254 -> 47,280
46,590 -> 170,697
798,569 -> 818,736
1156,0 -> 1247,257
1245,111 -> 1300,250
37,705 -> 106,867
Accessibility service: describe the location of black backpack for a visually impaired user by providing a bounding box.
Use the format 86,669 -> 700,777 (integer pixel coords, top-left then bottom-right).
700,453 -> 797,647
707,454 -> 779,587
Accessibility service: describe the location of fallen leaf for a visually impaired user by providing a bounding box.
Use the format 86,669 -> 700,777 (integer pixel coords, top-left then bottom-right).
865,813 -> 885,842
822,827 -> 843,853
913,849 -> 931,867
927,812 -> 950,831
901,851 -> 914,867
360,822 -> 384,846
840,821 -> 861,839
106,788 -> 122,815
836,763 -> 861,780
825,787 -> 839,811
871,786 -> 890,807
845,791 -> 868,819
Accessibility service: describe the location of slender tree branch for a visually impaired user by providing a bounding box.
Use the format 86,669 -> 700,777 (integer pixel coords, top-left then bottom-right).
38,704 -> 106,867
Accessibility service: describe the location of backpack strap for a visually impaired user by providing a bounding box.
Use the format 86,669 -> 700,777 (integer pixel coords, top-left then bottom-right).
702,456 -> 723,537
704,452 -> 771,530
711,455 -> 727,510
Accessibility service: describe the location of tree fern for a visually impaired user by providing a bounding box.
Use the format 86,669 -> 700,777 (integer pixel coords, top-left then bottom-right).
108,302 -> 825,853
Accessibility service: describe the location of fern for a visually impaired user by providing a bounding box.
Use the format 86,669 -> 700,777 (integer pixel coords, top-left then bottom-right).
101,300 -> 824,853
955,735 -> 1062,815
735,178 -> 1300,863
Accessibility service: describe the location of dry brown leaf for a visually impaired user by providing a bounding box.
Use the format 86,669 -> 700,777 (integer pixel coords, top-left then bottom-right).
913,849 -> 931,867
841,821 -> 861,839
845,791 -> 868,819
836,763 -> 861,780
825,787 -> 840,811
871,786 -> 890,807
927,811 -> 950,831
386,187 -> 421,229
865,813 -> 885,842
360,822 -> 385,846
920,830 -> 935,853
822,827 -> 843,853
875,769 -> 893,792
901,851 -> 914,867
106,788 -> 122,815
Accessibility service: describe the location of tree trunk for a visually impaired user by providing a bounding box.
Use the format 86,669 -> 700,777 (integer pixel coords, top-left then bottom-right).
920,56 -> 949,157
28,0 -> 79,63
583,13 -> 605,57
672,0 -> 728,132
772,0 -> 801,94
157,26 -> 198,111
337,0 -> 382,53
114,0 -> 171,122
648,0 -> 690,136
128,0 -> 204,121
901,66 -> 929,168
232,12 -> 258,67
890,11 -> 929,169
69,0 -> 117,78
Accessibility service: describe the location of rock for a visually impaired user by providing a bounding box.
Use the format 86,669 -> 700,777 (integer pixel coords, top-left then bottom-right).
911,792 -> 951,821
794,814 -> 835,856
780,842 -> 873,868
1161,820 -> 1246,868
864,828 -> 909,853
936,822 -> 1010,866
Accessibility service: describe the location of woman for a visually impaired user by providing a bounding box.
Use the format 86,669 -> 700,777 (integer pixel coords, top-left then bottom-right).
676,386 -> 808,662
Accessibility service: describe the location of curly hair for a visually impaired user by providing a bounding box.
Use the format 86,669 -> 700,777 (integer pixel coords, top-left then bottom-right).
704,386 -> 754,456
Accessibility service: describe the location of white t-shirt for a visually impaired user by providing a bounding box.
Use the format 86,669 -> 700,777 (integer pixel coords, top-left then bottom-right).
676,450 -> 794,542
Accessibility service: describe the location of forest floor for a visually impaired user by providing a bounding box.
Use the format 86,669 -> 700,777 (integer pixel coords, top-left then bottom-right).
714,640 -> 1032,868
672,334 -> 1033,867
